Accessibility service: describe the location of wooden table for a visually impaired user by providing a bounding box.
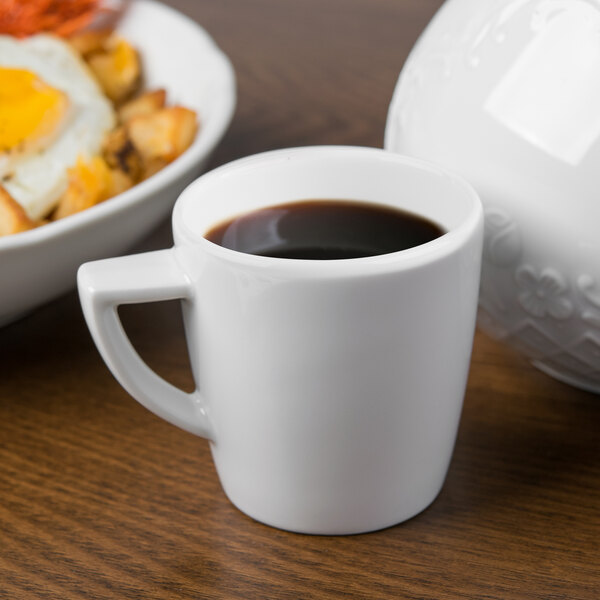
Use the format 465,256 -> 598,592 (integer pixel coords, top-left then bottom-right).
1,1 -> 598,598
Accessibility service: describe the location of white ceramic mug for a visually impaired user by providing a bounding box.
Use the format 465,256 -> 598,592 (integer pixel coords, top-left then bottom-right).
78,146 -> 483,535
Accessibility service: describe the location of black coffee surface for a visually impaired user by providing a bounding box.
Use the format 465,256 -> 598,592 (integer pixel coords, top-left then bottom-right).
205,200 -> 445,260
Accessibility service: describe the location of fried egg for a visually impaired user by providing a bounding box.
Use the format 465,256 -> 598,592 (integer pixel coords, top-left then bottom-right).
0,34 -> 116,220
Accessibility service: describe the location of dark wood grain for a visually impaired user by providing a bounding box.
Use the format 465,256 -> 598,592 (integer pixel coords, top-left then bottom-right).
1,1 -> 599,598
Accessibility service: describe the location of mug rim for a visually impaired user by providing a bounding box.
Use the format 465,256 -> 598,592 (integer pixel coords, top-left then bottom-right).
172,145 -> 482,276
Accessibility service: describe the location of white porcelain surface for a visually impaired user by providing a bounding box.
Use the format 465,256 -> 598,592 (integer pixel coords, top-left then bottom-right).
0,0 -> 235,327
78,146 -> 483,534
385,0 -> 600,393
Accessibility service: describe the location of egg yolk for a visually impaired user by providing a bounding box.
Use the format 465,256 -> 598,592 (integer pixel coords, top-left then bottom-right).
0,67 -> 69,155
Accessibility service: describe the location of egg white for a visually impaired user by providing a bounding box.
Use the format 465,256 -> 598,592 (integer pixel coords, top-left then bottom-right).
0,34 -> 116,220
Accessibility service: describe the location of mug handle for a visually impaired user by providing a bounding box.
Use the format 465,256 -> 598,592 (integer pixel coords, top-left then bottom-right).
77,249 -> 215,440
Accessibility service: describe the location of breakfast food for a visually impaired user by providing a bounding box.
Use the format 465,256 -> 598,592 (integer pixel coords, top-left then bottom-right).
0,20 -> 198,237
0,34 -> 116,221
0,186 -> 35,236
0,0 -> 102,39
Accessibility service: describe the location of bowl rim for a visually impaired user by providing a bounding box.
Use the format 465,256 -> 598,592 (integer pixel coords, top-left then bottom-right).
0,0 -> 236,252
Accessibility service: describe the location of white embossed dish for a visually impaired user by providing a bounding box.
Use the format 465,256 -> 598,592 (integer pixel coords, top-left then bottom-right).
385,0 -> 600,393
0,0 -> 235,327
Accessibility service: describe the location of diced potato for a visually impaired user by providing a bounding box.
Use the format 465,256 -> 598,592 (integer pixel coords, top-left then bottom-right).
52,157 -> 112,220
87,36 -> 141,103
127,106 -> 198,165
68,30 -> 112,57
102,126 -> 143,181
0,186 -> 37,236
118,89 -> 167,124
0,31 -> 201,237
106,168 -> 134,197
141,158 -> 169,181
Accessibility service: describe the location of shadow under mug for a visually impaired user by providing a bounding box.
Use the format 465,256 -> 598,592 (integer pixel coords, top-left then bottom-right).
78,146 -> 483,535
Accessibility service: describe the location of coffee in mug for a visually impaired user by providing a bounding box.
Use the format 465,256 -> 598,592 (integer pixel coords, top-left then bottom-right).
205,199 -> 445,259
78,146 -> 483,535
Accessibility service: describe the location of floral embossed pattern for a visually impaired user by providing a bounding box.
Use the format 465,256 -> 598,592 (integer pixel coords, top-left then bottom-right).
579,274 -> 600,328
483,206 -> 522,267
515,266 -> 573,319
477,207 -> 600,390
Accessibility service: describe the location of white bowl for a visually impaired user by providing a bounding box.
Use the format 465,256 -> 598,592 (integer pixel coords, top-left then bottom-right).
0,0 -> 235,327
